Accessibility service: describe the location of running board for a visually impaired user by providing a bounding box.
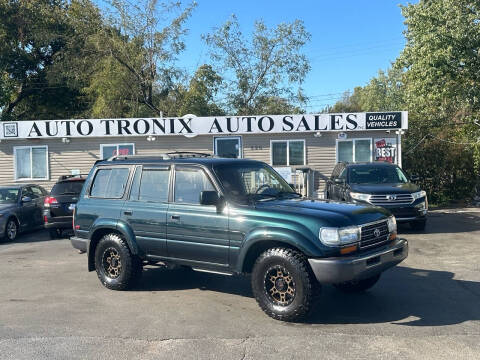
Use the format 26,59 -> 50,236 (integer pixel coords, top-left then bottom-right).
192,268 -> 233,276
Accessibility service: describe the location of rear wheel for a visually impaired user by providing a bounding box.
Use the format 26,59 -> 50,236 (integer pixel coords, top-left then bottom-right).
251,247 -> 319,322
94,233 -> 142,290
49,228 -> 62,239
333,274 -> 381,293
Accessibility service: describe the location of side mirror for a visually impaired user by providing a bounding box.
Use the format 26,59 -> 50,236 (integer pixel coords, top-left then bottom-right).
334,178 -> 345,185
21,196 -> 32,203
410,175 -> 420,182
199,191 -> 220,206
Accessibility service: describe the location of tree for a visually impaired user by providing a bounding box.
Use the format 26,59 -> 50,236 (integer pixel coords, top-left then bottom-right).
179,64 -> 224,116
204,15 -> 310,115
0,0 -> 72,120
91,0 -> 196,116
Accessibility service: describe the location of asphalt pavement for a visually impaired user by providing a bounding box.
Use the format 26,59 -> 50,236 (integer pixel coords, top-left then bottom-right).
0,209 -> 479,359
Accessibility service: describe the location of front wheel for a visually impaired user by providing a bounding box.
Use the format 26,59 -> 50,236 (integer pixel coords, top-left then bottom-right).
251,248 -> 319,322
4,219 -> 18,242
333,274 -> 381,293
94,233 -> 142,290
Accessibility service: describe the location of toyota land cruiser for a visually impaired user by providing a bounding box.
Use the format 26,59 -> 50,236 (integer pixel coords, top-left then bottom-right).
70,153 -> 408,321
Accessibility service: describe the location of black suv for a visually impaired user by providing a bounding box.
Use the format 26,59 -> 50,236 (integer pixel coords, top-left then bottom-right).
70,153 -> 408,321
44,175 -> 86,239
325,162 -> 428,230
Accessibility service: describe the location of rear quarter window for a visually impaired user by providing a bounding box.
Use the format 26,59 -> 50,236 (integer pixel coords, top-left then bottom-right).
90,168 -> 130,198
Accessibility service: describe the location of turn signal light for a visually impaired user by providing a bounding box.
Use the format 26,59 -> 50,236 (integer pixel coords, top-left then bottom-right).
389,232 -> 397,241
44,196 -> 58,208
340,244 -> 358,255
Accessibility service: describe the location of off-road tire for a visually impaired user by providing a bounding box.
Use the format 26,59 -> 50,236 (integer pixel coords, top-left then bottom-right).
410,219 -> 426,231
3,218 -> 18,242
49,228 -> 62,239
251,247 -> 319,322
94,233 -> 142,290
333,274 -> 381,293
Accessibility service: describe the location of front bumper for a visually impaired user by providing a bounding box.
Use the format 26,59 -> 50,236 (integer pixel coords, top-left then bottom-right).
308,238 -> 408,284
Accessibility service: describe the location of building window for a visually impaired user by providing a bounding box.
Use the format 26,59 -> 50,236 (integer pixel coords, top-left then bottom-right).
336,139 -> 372,163
271,140 -> 305,166
100,143 -> 135,159
14,146 -> 49,181
214,136 -> 242,158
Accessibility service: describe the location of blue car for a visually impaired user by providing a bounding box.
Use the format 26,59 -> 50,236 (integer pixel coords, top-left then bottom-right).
0,184 -> 47,242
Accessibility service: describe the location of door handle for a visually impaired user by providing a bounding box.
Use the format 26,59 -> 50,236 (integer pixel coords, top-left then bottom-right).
123,210 -> 133,216
170,215 -> 180,220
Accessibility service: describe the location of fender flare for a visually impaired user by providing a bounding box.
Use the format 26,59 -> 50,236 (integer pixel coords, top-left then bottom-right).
235,227 -> 322,272
88,218 -> 139,255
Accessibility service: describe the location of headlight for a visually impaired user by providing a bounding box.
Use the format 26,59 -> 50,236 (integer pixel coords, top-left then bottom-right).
411,190 -> 426,200
319,226 -> 361,246
350,192 -> 371,202
387,216 -> 397,233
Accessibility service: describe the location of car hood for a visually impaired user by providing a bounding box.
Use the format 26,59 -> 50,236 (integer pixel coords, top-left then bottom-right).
0,203 -> 17,213
254,197 -> 390,227
349,182 -> 420,194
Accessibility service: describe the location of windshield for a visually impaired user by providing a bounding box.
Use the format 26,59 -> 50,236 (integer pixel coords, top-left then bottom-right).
51,181 -> 85,195
0,188 -> 20,203
349,165 -> 409,184
213,163 -> 299,204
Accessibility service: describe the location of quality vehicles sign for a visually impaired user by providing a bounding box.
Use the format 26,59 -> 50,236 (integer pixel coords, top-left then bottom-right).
0,112 -> 407,139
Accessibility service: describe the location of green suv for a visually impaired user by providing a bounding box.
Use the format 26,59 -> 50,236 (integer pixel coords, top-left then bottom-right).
71,153 -> 408,321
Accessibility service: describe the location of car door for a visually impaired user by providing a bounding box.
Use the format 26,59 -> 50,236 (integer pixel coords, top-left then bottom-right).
18,186 -> 37,230
121,165 -> 170,256
166,165 -> 229,266
30,185 -> 46,226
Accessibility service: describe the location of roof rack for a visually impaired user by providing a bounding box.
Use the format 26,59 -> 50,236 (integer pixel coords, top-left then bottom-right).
105,152 -> 215,162
58,174 -> 89,181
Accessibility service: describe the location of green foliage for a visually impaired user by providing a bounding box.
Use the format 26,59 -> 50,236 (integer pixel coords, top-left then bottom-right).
331,0 -> 480,204
204,15 -> 310,115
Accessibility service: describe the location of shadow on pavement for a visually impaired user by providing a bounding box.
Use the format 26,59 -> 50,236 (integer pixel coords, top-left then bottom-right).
138,265 -> 480,327
398,211 -> 480,235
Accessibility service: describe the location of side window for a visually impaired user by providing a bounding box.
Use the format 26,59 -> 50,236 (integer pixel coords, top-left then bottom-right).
338,168 -> 347,180
90,168 -> 130,198
174,168 -> 215,204
31,186 -> 44,198
138,169 -> 170,202
23,186 -> 35,199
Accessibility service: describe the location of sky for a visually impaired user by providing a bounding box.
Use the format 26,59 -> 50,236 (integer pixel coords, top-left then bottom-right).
100,0 -> 415,110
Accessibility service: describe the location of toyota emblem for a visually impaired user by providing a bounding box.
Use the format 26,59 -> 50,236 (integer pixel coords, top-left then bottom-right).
387,195 -> 397,201
373,228 -> 381,238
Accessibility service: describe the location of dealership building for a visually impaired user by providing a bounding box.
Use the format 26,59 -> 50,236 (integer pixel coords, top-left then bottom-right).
0,111 -> 407,197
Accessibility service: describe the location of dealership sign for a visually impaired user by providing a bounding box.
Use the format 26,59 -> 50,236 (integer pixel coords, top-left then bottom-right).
0,112 -> 407,139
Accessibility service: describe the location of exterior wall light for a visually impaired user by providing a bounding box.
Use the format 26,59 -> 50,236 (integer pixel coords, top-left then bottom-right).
61,137 -> 71,144
314,131 -> 322,137
147,135 -> 156,142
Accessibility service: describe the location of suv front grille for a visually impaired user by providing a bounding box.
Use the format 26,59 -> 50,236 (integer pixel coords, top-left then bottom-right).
369,193 -> 413,206
360,220 -> 390,249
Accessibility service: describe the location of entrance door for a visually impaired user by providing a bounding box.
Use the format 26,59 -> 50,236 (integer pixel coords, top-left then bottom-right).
166,165 -> 229,266
214,136 -> 242,158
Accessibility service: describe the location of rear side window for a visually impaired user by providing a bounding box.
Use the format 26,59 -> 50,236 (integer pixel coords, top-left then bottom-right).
51,181 -> 85,195
174,168 -> 215,204
90,168 -> 130,198
137,169 -> 170,202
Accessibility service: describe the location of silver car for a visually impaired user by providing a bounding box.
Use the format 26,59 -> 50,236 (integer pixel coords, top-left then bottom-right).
0,185 -> 47,242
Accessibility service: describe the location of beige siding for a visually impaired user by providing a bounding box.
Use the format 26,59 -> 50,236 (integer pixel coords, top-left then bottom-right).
0,131 -> 393,195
